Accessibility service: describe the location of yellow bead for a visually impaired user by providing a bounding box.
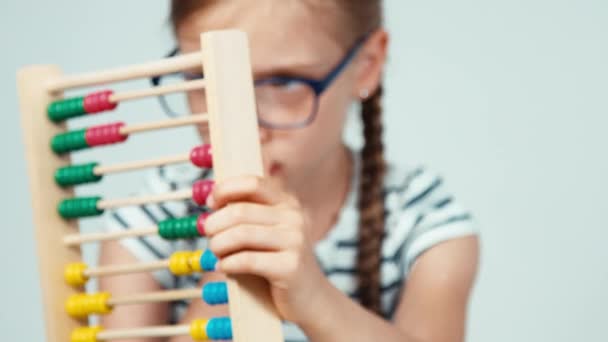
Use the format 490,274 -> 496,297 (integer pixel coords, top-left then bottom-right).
190,319 -> 209,341
66,293 -> 112,318
65,263 -> 89,287
169,251 -> 192,275
66,294 -> 86,318
70,326 -> 102,342
94,293 -> 112,315
189,250 -> 203,272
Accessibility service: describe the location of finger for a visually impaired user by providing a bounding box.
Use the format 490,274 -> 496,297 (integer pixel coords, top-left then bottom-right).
205,202 -> 287,236
208,175 -> 289,209
218,250 -> 297,283
209,224 -> 296,258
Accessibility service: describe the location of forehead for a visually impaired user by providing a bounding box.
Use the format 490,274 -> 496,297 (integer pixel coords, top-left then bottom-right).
176,0 -> 344,75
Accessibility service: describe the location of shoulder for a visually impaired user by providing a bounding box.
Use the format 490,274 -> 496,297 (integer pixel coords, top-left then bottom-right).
383,162 -> 453,212
381,162 -> 478,273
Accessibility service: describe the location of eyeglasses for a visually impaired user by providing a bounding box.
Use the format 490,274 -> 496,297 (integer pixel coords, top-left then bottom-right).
151,32 -> 371,130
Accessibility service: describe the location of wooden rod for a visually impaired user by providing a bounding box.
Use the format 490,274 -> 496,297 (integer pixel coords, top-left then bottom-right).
97,189 -> 192,210
119,113 -> 208,135
93,153 -> 190,176
46,52 -> 203,92
84,260 -> 170,278
19,65 -> 82,341
97,324 -> 190,340
202,30 -> 284,342
108,288 -> 201,306
63,226 -> 158,246
109,79 -> 205,103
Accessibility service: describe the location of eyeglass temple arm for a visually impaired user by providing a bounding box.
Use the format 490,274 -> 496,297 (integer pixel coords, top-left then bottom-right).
150,47 -> 181,86
314,33 -> 372,93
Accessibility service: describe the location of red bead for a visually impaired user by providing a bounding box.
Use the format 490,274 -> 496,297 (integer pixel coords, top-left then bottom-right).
190,144 -> 213,168
196,213 -> 210,236
83,90 -> 118,114
192,180 -> 214,205
85,122 -> 128,147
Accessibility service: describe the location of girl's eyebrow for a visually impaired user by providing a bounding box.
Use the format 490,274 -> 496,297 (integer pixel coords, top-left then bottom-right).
253,62 -> 328,80
181,62 -> 325,78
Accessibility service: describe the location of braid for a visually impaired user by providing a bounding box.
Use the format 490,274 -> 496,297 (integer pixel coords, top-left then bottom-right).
356,85 -> 386,315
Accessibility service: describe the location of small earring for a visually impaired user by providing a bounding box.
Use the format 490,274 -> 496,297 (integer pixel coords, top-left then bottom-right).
359,88 -> 370,100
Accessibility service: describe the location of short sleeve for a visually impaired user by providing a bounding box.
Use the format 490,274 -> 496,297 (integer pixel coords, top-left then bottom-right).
392,168 -> 478,273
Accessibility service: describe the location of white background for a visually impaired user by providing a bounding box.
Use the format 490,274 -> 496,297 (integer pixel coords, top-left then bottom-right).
0,1 -> 606,341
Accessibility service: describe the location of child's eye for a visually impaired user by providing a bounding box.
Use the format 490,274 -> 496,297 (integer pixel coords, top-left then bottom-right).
269,79 -> 302,90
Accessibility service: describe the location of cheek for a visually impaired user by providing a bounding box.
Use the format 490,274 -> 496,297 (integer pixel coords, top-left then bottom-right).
272,80 -> 354,175
311,77 -> 355,144
319,92 -> 352,128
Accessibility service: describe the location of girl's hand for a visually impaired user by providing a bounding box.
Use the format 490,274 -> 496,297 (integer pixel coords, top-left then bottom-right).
204,175 -> 326,324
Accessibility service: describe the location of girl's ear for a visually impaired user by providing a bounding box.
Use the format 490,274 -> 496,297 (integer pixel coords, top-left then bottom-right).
354,29 -> 389,99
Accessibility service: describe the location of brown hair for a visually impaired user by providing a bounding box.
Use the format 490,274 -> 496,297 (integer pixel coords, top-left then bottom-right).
170,0 -> 386,315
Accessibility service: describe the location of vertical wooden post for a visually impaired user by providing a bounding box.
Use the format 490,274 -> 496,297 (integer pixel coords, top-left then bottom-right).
202,31 -> 284,342
17,66 -> 83,342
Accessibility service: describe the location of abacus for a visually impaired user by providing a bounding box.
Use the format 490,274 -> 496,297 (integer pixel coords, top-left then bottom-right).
17,30 -> 283,342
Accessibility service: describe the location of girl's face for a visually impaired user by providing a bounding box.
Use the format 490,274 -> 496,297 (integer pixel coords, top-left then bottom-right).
176,1 -> 383,190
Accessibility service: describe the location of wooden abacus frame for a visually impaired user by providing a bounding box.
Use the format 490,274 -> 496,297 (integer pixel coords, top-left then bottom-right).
17,30 -> 283,342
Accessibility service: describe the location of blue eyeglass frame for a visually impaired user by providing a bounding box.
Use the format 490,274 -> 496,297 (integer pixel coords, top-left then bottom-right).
151,31 -> 372,129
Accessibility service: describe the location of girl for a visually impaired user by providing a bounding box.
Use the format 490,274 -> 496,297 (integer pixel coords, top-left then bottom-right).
101,1 -> 479,341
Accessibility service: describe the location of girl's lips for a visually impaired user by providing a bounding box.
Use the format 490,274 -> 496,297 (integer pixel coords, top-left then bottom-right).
269,162 -> 282,176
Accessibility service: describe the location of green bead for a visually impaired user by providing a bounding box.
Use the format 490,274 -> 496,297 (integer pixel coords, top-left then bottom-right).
58,197 -> 103,219
47,97 -> 85,123
158,216 -> 199,240
55,163 -> 102,187
51,129 -> 88,154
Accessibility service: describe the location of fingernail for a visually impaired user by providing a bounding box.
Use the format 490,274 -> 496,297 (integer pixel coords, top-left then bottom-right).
206,194 -> 215,208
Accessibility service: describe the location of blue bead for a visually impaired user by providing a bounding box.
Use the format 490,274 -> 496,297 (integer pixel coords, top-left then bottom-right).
200,249 -> 218,271
203,282 -> 228,305
207,317 -> 232,340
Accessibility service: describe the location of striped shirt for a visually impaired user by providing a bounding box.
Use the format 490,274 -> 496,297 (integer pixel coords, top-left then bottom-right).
105,150 -> 477,341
